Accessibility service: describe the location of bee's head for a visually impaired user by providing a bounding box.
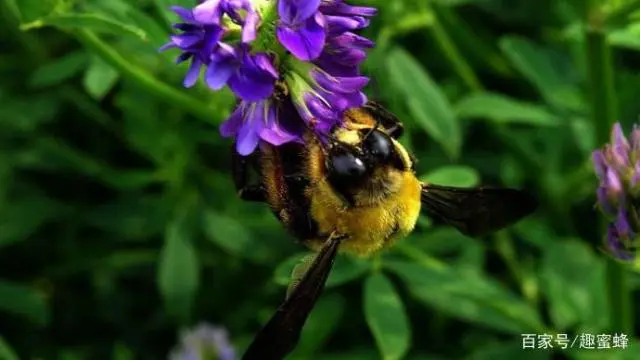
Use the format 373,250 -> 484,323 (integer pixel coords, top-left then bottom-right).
324,128 -> 407,205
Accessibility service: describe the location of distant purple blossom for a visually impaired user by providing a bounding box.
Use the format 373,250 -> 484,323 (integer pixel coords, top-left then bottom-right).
169,323 -> 236,360
161,0 -> 377,155
593,122 -> 639,261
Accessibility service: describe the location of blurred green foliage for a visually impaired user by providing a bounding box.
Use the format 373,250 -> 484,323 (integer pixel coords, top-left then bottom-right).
1,0 -> 640,359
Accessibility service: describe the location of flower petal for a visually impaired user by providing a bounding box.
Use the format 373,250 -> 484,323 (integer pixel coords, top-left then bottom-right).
193,0 -> 224,24
236,123 -> 261,155
171,34 -> 202,49
320,1 -> 377,17
220,105 -> 244,137
253,53 -> 279,78
242,10 -> 260,43
305,93 -> 336,120
332,32 -> 375,49
236,103 -> 267,155
277,13 -> 326,61
260,106 -> 300,145
312,70 -> 368,93
596,186 -> 614,215
159,41 -> 177,52
325,15 -> 366,34
170,6 -> 195,22
607,224 -> 634,261
206,45 -> 238,89
615,209 -> 632,237
592,150 -> 606,178
175,52 -> 192,64
228,74 -> 275,101
183,57 -> 203,87
611,122 -> 630,149
278,0 -> 321,24
228,52 -> 277,101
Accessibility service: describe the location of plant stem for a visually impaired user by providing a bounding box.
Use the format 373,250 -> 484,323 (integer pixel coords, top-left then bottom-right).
428,7 -> 482,93
427,4 -> 544,174
585,8 -> 633,334
74,30 -> 215,124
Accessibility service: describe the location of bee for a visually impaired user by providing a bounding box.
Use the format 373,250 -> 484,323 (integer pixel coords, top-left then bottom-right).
234,101 -> 537,360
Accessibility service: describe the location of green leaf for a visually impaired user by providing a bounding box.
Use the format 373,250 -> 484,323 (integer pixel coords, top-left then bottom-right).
21,13 -> 147,40
83,56 -> 119,100
0,196 -> 65,248
290,293 -> 346,358
610,22 -> 640,51
0,336 -> 20,360
13,0 -> 57,22
157,217 -> 199,322
0,95 -> 60,132
512,218 -> 558,249
570,117 -> 595,156
202,210 -> 274,263
364,273 -> 411,360
274,253 -> 370,289
29,51 -> 88,88
112,343 -> 134,360
0,280 -> 49,326
540,239 -> 608,332
409,228 -> 484,273
84,196 -> 169,239
499,36 -> 584,112
315,349 -> 379,360
387,258 -> 543,334
386,47 -> 461,159
420,165 -> 480,187
468,341 -> 550,360
454,92 -> 562,126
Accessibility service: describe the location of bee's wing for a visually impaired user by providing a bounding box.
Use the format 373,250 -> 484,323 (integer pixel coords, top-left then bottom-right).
241,233 -> 344,360
420,183 -> 538,237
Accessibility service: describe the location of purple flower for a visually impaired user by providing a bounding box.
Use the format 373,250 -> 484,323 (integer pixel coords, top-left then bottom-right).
220,96 -> 304,155
287,65 -> 368,136
169,323 -> 236,360
160,6 -> 225,87
161,0 -> 262,88
277,0 -> 327,61
607,224 -> 635,261
593,122 -> 640,261
194,0 -> 260,43
315,32 -> 374,76
161,0 -> 378,156
206,45 -> 278,101
319,0 -> 377,18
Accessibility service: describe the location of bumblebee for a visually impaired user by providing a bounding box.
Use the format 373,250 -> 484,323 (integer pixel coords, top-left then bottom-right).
235,101 -> 537,360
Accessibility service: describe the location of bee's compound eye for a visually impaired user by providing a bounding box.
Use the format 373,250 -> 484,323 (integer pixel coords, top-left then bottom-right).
363,130 -> 392,160
330,152 -> 367,178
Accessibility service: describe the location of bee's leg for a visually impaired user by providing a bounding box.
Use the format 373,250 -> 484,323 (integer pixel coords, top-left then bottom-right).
386,123 -> 404,139
363,102 -> 404,139
231,145 -> 266,203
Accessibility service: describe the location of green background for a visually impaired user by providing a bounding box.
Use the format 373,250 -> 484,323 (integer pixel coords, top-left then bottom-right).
1,0 -> 639,359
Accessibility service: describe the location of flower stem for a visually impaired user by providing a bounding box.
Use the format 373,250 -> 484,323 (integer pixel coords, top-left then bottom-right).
585,7 -> 633,334
74,29 -> 215,123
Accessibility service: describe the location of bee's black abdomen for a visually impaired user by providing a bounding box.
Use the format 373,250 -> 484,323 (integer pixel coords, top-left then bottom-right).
261,143 -> 321,241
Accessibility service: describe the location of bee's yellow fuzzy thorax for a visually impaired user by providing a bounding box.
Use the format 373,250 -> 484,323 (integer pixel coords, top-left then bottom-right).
306,171 -> 422,257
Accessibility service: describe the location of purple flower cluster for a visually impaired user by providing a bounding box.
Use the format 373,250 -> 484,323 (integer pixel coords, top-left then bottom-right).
161,0 -> 376,155
593,123 -> 639,261
169,323 -> 236,360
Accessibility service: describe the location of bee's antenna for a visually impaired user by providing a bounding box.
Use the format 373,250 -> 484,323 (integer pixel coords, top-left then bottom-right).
362,117 -> 381,142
